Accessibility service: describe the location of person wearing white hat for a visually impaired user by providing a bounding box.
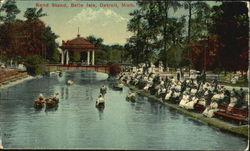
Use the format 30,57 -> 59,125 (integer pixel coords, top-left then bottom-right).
38,93 -> 44,101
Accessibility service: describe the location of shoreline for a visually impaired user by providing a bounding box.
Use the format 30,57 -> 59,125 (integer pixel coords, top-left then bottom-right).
0,74 -> 35,89
124,83 -> 249,138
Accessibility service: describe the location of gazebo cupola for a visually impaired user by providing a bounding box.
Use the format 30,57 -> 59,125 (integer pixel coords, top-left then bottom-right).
60,34 -> 98,65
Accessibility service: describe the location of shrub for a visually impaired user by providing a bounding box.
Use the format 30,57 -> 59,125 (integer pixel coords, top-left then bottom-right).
109,64 -> 121,77
24,55 -> 45,76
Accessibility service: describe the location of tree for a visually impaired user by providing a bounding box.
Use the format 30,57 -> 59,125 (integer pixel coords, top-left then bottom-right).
86,35 -> 103,47
157,1 -> 182,57
125,1 -> 182,65
41,26 -> 60,63
188,35 -> 221,71
182,1 -> 211,73
86,35 -> 108,65
24,8 -> 47,20
24,55 -> 45,76
157,17 -> 186,68
126,9 -> 145,64
0,0 -> 20,23
210,2 -> 249,72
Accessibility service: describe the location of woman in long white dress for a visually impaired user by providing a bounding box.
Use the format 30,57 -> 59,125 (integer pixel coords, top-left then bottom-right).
202,101 -> 219,118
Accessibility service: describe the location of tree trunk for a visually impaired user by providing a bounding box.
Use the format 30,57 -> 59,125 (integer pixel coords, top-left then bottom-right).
188,2 -> 192,76
163,2 -> 168,55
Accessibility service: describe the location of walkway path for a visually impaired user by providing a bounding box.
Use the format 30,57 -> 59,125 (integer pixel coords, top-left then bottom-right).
157,72 -> 248,91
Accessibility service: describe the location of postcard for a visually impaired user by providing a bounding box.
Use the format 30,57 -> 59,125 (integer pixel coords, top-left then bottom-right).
0,0 -> 249,150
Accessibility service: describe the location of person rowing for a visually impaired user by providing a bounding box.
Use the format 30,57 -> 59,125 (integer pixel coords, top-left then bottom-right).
100,85 -> 107,96
51,92 -> 60,103
96,94 -> 105,107
34,93 -> 46,109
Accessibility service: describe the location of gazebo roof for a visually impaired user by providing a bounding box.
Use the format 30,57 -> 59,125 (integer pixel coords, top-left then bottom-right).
60,34 -> 98,51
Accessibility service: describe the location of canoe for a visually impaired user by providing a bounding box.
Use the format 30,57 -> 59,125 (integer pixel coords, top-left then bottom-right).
46,100 -> 58,109
34,100 -> 45,109
96,102 -> 105,109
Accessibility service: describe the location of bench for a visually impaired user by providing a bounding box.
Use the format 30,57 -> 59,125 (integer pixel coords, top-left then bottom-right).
194,103 -> 206,113
214,105 -> 248,125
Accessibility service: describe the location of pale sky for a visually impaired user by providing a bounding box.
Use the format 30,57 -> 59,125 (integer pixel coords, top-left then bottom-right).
15,0 -> 138,45
2,0 -> 221,45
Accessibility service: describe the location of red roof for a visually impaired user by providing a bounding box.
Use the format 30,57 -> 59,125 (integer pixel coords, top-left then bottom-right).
60,34 -> 98,51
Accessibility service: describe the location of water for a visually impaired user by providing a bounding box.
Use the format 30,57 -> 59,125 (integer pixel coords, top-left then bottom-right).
0,70 -> 247,150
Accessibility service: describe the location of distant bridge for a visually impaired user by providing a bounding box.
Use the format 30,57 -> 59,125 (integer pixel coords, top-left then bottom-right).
45,64 -> 111,73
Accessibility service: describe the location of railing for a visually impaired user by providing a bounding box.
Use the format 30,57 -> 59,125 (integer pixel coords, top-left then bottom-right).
45,64 -> 111,73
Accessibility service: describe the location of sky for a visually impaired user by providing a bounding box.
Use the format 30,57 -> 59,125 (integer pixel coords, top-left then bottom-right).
1,0 -> 221,45
14,0 -> 139,45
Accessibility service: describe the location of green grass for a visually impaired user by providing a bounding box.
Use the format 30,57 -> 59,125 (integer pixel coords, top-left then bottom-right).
229,125 -> 249,137
219,81 -> 248,87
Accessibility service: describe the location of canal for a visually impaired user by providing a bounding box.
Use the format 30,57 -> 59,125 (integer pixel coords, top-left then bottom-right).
0,70 -> 247,150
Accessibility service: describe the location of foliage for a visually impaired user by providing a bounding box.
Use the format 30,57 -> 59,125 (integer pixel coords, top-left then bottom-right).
41,26 -> 60,63
125,1 -> 248,74
0,0 -> 20,23
85,35 -> 126,65
86,35 -> 104,47
109,64 -> 121,76
24,55 -> 45,76
0,4 -> 60,65
188,35 -> 221,71
94,49 -> 108,65
125,1 -> 186,66
68,51 -> 80,63
209,2 -> 249,72
24,8 -> 47,20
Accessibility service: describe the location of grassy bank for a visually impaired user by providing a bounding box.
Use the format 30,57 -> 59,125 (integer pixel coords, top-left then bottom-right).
0,72 -> 29,88
126,84 -> 248,138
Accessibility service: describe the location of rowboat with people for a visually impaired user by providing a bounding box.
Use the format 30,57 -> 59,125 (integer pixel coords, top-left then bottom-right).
113,82 -> 123,90
34,93 -> 46,109
34,93 -> 60,109
126,92 -> 136,102
96,94 -> 105,109
45,98 -> 58,109
34,100 -> 46,109
100,85 -> 107,96
67,80 -> 74,85
46,93 -> 60,109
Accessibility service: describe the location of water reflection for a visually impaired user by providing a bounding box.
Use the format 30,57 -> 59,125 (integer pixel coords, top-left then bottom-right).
65,86 -> 69,100
97,107 -> 104,120
60,87 -> 64,99
45,106 -> 58,112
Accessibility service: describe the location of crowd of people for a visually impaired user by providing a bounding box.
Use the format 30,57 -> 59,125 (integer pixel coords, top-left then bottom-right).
118,67 -> 248,118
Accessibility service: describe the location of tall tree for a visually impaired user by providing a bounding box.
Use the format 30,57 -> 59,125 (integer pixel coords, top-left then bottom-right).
86,35 -> 108,65
210,2 -> 249,72
126,9 -> 145,64
159,17 -> 186,68
0,0 -> 20,23
24,8 -> 47,20
41,26 -> 60,63
86,35 -> 104,47
183,1 -> 211,72
158,1 -> 182,56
